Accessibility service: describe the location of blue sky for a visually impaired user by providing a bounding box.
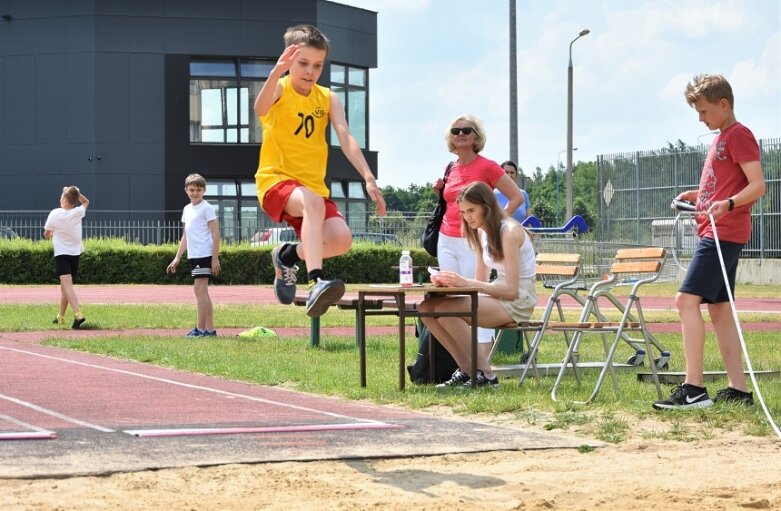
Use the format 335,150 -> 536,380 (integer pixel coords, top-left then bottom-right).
336,0 -> 781,188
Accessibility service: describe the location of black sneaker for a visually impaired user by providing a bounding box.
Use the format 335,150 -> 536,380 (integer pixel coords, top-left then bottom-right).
305,278 -> 345,318
714,387 -> 754,405
435,369 -> 470,388
652,383 -> 713,410
72,315 -> 86,330
462,370 -> 500,389
271,244 -> 298,305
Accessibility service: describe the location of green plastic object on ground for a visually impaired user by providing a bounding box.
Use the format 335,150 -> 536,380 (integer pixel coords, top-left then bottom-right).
238,326 -> 278,339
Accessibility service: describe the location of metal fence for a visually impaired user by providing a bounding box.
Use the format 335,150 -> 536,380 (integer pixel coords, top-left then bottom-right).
1,211 -> 181,245
3,137 -> 778,252
597,137 -> 781,258
0,209 -> 431,247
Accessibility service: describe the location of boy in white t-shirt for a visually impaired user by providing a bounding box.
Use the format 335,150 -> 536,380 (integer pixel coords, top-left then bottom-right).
44,186 -> 90,329
166,174 -> 222,337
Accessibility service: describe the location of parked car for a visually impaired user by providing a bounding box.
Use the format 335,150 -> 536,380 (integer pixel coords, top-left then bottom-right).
351,232 -> 402,246
0,226 -> 19,239
250,227 -> 299,246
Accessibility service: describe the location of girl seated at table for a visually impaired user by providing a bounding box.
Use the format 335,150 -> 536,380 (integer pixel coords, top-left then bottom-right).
419,181 -> 536,388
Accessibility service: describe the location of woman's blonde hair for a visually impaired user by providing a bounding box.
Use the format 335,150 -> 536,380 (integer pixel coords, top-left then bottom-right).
457,181 -> 504,262
445,114 -> 487,154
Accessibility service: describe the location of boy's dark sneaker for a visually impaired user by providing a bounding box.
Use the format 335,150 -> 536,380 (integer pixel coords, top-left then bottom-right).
462,370 -> 500,389
435,369 -> 470,388
202,330 -> 218,337
652,383 -> 713,410
271,244 -> 299,305
72,315 -> 86,330
52,315 -> 65,325
305,278 -> 345,317
714,387 -> 754,405
186,327 -> 203,337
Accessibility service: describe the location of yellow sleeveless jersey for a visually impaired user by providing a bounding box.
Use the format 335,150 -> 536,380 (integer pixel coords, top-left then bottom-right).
255,75 -> 331,204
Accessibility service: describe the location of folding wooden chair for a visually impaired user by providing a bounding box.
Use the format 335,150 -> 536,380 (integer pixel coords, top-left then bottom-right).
549,247 -> 668,404
489,253 -> 583,384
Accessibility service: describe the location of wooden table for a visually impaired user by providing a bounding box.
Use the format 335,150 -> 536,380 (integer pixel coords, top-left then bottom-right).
354,285 -> 480,391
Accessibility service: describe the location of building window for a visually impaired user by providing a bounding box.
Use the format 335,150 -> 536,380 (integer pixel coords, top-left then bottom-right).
330,180 -> 368,231
330,64 -> 368,149
203,179 -> 264,243
189,58 -> 273,144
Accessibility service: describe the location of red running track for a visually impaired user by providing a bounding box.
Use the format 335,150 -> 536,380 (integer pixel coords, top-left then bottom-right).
0,338 -> 417,437
1,284 -> 780,312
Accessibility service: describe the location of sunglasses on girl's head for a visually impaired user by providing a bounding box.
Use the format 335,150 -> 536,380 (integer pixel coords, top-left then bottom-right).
450,127 -> 475,136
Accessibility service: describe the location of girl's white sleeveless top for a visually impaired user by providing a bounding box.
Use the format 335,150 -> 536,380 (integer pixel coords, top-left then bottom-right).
479,221 -> 535,279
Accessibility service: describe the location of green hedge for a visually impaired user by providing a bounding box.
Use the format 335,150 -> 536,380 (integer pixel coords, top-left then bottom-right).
0,238 -> 436,285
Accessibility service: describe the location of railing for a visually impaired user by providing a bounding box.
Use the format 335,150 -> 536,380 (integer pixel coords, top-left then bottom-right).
0,210 -> 432,247
597,137 -> 781,259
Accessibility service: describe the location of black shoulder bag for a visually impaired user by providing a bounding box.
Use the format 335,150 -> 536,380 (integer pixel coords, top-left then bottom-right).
421,162 -> 454,258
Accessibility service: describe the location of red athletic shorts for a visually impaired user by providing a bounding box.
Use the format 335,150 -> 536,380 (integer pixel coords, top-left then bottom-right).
261,179 -> 344,237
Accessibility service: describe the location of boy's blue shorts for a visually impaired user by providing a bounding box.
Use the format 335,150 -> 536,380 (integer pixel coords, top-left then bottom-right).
189,256 -> 213,279
678,237 -> 743,304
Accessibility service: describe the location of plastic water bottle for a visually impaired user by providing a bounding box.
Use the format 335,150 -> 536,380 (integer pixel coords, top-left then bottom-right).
399,250 -> 413,287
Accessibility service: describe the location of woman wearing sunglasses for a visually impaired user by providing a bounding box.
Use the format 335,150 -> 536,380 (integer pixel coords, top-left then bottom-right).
430,114 -> 524,385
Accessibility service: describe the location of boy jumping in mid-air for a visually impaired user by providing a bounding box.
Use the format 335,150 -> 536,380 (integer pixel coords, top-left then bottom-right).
44,186 -> 89,329
167,173 -> 221,337
254,24 -> 386,317
653,74 -> 765,410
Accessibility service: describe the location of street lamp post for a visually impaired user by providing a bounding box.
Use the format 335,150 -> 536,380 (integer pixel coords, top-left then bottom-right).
566,28 -> 590,220
557,148 -> 577,225
509,0 -> 518,163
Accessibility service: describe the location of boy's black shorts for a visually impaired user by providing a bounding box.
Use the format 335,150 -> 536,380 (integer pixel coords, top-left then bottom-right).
678,237 -> 743,304
189,256 -> 213,279
54,254 -> 80,277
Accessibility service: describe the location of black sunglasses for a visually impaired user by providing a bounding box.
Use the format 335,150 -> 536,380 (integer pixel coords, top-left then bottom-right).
450,127 -> 475,136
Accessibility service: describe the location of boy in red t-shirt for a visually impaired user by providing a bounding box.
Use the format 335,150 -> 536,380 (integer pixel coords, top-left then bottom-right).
653,74 -> 766,410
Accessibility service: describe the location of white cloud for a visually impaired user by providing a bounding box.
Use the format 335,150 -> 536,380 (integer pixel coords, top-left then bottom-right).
659,72 -> 694,103
346,0 -> 780,187
729,32 -> 781,99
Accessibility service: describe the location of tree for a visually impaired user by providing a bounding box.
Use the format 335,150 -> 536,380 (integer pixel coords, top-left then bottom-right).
380,183 -> 437,214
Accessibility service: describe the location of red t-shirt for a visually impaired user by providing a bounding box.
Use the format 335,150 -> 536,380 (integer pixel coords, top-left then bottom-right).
696,122 -> 760,243
440,154 -> 504,237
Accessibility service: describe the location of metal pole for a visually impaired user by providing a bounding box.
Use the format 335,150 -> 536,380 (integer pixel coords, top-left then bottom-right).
566,29 -> 589,220
557,148 -> 575,225
509,0 -> 518,163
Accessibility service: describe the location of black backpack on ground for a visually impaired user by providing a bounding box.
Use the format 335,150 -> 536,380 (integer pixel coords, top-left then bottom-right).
407,323 -> 459,384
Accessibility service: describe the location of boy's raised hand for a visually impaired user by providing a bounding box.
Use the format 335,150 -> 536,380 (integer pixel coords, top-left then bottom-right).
274,44 -> 301,74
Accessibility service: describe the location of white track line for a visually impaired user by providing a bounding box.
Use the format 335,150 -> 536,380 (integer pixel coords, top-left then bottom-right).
0,345 -> 384,424
0,412 -> 57,438
125,422 -> 405,438
0,393 -> 114,432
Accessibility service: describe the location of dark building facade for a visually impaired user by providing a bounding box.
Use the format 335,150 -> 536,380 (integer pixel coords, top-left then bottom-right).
0,0 -> 377,242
